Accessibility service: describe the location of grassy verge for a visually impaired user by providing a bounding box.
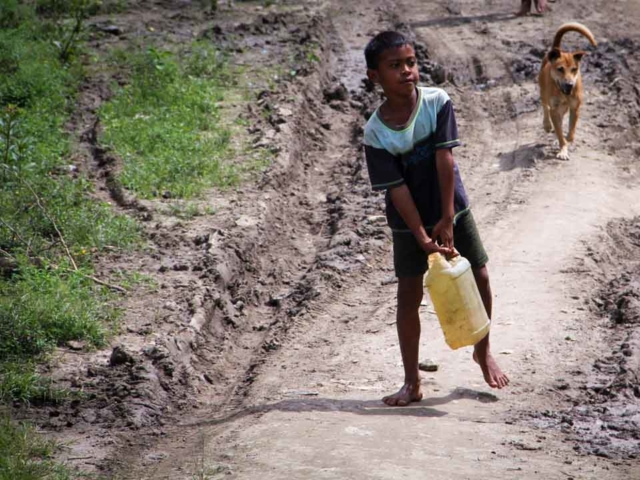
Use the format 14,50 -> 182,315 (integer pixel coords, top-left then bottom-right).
100,44 -> 238,199
0,3 -> 138,476
0,1 -> 139,406
0,414 -> 77,480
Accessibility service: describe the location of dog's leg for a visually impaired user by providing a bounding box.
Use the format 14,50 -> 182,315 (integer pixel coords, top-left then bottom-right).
551,108 -> 569,160
567,105 -> 580,143
543,104 -> 553,133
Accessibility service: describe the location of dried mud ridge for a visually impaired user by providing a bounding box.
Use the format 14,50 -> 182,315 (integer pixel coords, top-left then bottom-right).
521,218 -> 640,460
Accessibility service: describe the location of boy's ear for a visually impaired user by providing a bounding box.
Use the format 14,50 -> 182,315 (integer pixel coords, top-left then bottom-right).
366,68 -> 379,85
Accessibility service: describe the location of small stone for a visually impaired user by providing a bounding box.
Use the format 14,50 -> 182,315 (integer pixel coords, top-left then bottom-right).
109,345 -> 134,366
419,359 -> 439,372
235,215 -> 258,228
163,301 -> 179,311
193,234 -> 209,246
66,340 -> 85,351
277,106 -> 293,117
94,23 -> 122,35
323,83 -> 348,102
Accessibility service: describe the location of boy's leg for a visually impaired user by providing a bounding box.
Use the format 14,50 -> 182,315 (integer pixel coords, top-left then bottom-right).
516,0 -> 531,16
453,211 -> 509,389
534,0 -> 547,13
383,276 -> 424,406
472,266 -> 510,389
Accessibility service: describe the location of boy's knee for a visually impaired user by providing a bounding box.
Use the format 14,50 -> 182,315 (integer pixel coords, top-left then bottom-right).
397,277 -> 423,311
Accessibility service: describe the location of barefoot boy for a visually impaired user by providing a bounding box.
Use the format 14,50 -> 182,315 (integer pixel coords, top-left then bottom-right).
362,31 -> 509,407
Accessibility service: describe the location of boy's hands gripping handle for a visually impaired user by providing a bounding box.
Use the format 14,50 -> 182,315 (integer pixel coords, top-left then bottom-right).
431,215 -> 454,250
389,184 -> 454,257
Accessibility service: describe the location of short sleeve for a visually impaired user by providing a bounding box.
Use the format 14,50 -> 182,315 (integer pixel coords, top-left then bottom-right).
364,145 -> 405,191
434,100 -> 461,150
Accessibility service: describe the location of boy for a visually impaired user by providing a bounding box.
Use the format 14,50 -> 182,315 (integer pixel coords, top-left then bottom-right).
363,31 -> 509,407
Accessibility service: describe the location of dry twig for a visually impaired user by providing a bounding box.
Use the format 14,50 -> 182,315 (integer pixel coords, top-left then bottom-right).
19,179 -> 78,270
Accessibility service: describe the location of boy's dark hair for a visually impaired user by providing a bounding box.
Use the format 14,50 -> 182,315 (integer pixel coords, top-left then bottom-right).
364,31 -> 412,70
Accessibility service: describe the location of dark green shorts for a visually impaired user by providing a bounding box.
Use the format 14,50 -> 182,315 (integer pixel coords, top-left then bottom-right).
392,209 -> 488,278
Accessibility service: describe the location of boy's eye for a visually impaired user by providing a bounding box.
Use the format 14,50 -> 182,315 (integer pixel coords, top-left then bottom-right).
407,59 -> 416,67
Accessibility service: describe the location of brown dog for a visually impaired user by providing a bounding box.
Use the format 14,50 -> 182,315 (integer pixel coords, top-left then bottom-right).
539,23 -> 597,160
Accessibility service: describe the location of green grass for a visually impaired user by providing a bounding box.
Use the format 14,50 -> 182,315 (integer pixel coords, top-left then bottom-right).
0,264 -> 117,362
0,414 -> 77,480
0,363 -> 70,406
0,1 -> 139,408
100,44 -> 238,199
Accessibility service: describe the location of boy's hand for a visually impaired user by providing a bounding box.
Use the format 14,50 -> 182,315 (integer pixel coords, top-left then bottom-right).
432,216 -> 454,250
419,238 -> 453,256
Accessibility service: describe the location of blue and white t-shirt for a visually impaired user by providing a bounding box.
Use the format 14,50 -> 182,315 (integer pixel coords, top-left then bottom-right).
363,86 -> 469,233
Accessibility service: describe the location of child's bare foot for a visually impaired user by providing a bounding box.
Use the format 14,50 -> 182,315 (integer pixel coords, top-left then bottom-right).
534,0 -> 547,13
382,382 -> 423,406
516,0 -> 532,16
473,349 -> 509,389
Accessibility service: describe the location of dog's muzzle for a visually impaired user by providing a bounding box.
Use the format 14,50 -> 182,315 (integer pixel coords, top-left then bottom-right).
559,82 -> 574,95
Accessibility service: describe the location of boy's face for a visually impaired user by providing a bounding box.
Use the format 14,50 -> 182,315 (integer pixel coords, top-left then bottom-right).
367,44 -> 419,98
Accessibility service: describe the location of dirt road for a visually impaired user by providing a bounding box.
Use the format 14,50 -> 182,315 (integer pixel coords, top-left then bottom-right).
48,0 -> 640,478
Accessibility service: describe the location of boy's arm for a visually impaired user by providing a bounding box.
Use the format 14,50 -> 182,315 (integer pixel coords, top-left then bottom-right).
431,93 -> 462,250
389,185 -> 452,256
432,148 -> 455,249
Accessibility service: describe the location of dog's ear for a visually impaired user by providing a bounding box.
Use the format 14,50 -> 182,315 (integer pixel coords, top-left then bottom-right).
573,51 -> 586,62
548,48 -> 561,61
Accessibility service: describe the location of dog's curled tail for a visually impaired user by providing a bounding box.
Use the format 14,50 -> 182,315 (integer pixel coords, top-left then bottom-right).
552,22 -> 597,49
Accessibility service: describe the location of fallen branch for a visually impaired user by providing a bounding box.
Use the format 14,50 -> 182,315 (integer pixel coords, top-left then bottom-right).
79,272 -> 127,294
0,218 -> 31,254
1,168 -> 127,293
22,181 -> 77,270
3,169 -> 79,271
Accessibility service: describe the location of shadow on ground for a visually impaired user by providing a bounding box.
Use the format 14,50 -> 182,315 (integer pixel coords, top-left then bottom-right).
410,10 -> 520,29
499,143 -> 546,170
181,387 -> 499,429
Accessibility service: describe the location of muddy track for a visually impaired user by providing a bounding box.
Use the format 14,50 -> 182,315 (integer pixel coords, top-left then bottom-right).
128,0 -> 640,478
36,0 -> 640,477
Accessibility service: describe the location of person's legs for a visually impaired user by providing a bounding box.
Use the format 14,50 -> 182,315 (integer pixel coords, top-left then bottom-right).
382,276 -> 424,406
472,266 -> 510,389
